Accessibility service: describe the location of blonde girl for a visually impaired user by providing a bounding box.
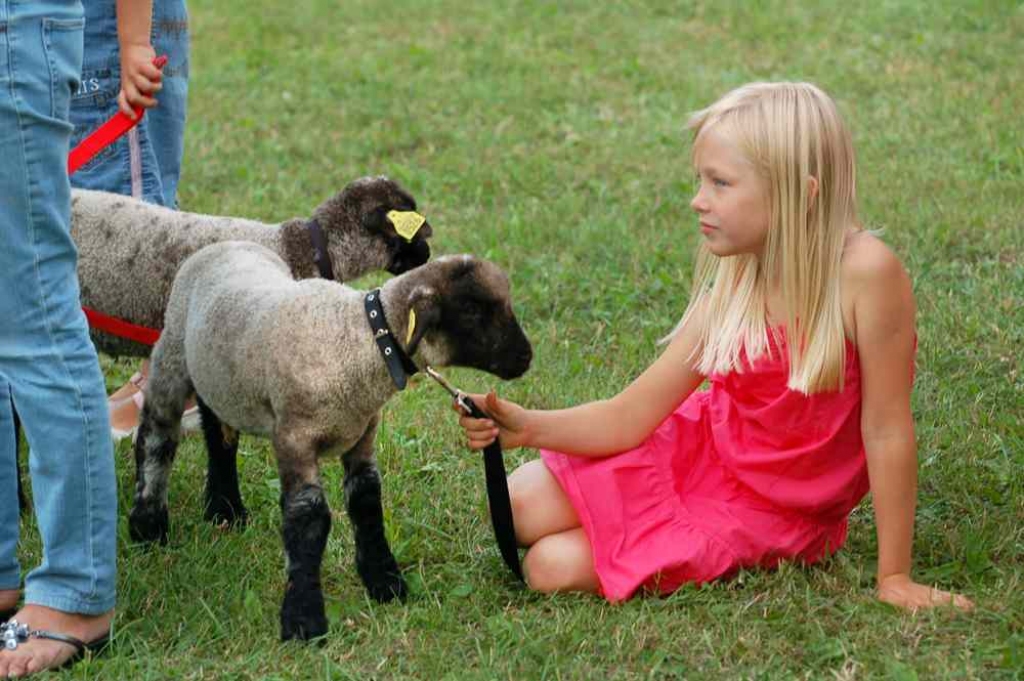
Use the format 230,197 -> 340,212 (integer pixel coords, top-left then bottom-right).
457,82 -> 973,611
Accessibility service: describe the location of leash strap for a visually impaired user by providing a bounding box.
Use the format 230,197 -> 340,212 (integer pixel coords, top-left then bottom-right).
424,367 -> 524,582
68,56 -> 168,174
82,307 -> 161,346
307,218 -> 335,280
70,55 -> 168,346
364,290 -> 419,390
461,399 -> 524,582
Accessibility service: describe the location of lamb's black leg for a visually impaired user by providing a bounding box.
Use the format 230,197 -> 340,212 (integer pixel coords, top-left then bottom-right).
343,420 -> 406,603
275,430 -> 330,641
128,405 -> 181,544
198,397 -> 248,527
279,483 -> 331,641
127,351 -> 191,545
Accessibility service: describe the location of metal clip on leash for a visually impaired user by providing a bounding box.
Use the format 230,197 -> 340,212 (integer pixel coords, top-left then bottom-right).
425,366 -> 524,582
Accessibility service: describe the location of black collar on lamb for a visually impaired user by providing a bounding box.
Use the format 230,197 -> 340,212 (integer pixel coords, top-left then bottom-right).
364,289 -> 419,390
307,218 -> 335,280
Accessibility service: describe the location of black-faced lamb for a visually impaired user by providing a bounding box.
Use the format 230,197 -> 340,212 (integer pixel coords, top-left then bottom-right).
70,175 -> 432,357
128,242 -> 532,640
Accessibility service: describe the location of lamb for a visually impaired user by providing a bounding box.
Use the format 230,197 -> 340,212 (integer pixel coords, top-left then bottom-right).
70,175 -> 433,358
127,242 -> 533,641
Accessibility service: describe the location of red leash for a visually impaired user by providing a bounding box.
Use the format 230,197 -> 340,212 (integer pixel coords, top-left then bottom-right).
68,55 -> 167,174
73,56 -> 167,346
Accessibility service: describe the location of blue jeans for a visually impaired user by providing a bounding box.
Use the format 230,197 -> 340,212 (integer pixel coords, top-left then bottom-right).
69,0 -> 189,207
0,0 -> 117,615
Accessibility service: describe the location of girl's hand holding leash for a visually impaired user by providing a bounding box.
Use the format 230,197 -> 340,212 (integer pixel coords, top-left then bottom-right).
116,0 -> 165,119
118,44 -> 163,118
454,392 -> 531,451
877,573 -> 974,613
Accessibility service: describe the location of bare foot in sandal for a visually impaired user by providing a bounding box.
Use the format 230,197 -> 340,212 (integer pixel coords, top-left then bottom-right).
0,605 -> 112,677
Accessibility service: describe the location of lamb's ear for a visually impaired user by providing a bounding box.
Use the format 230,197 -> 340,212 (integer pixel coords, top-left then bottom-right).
405,285 -> 441,357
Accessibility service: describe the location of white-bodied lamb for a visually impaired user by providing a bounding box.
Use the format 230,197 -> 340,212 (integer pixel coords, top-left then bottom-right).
128,242 -> 532,641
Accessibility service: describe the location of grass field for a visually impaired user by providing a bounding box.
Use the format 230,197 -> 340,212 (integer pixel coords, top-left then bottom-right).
16,0 -> 1024,678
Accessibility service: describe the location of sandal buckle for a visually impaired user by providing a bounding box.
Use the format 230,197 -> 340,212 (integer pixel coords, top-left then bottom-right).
1,619 -> 29,650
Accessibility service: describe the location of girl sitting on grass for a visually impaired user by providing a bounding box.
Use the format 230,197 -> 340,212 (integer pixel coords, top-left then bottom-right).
456,81 -> 974,612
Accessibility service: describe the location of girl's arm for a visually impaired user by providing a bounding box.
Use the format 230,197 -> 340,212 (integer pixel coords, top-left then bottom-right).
459,302 -> 707,457
850,240 -> 973,612
116,0 -> 162,118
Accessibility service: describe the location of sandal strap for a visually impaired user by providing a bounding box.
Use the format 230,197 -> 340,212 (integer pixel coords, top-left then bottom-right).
29,629 -> 86,653
1,619 -> 86,653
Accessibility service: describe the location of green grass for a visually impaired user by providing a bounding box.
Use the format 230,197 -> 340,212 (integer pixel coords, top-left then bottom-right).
18,0 -> 1024,677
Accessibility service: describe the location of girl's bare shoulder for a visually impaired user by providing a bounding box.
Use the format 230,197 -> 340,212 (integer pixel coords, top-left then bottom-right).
840,230 -> 915,341
841,231 -> 911,296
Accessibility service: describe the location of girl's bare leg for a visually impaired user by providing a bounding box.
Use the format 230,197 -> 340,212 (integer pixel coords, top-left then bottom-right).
508,459 -> 580,545
108,360 -> 149,402
507,460 -> 600,594
523,528 -> 600,594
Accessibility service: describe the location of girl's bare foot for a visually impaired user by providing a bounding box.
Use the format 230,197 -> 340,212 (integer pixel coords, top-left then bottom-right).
0,605 -> 113,677
109,390 -> 143,439
107,367 -> 147,403
110,390 -> 200,439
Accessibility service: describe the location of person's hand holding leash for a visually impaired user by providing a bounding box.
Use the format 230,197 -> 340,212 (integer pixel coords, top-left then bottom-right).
116,0 -> 164,118
454,391 -> 531,451
118,44 -> 162,117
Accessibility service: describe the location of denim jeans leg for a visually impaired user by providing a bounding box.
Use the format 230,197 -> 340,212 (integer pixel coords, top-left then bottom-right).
0,0 -> 116,615
0,381 -> 21,591
148,0 -> 189,207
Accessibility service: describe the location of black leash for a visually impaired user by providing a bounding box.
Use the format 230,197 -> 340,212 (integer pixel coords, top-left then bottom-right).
363,291 -> 524,582
424,367 -> 524,582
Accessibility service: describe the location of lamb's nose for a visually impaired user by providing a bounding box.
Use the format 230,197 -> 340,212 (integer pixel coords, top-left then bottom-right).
516,346 -> 533,370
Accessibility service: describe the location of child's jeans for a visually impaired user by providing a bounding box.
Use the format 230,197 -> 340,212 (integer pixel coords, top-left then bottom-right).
0,0 -> 117,615
70,0 -> 189,207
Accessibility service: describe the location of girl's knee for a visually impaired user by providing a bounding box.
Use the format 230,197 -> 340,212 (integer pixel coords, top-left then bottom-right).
522,531 -> 597,595
508,459 -> 579,544
508,459 -> 548,500
522,547 -> 561,593
508,460 -> 549,539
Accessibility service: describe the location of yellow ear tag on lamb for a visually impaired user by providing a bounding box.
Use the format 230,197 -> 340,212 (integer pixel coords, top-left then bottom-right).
387,210 -> 426,242
406,309 -> 417,345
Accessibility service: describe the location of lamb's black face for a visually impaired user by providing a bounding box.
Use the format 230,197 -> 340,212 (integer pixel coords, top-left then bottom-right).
385,234 -> 431,275
344,176 -> 433,275
438,258 -> 532,380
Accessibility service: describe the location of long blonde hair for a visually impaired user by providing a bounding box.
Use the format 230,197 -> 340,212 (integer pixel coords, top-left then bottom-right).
674,82 -> 859,393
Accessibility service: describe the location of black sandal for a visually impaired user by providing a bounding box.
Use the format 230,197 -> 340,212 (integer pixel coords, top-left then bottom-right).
0,609 -> 15,624
1,619 -> 109,668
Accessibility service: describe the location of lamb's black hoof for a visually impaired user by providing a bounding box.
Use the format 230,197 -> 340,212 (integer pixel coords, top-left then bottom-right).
280,588 -> 327,641
128,503 -> 169,545
365,572 -> 407,604
204,496 -> 249,528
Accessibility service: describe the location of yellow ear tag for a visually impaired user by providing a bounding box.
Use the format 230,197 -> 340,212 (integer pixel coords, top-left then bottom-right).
387,210 -> 426,242
406,309 -> 417,345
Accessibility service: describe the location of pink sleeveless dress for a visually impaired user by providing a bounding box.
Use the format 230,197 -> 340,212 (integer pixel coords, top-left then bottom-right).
540,332 -> 869,602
